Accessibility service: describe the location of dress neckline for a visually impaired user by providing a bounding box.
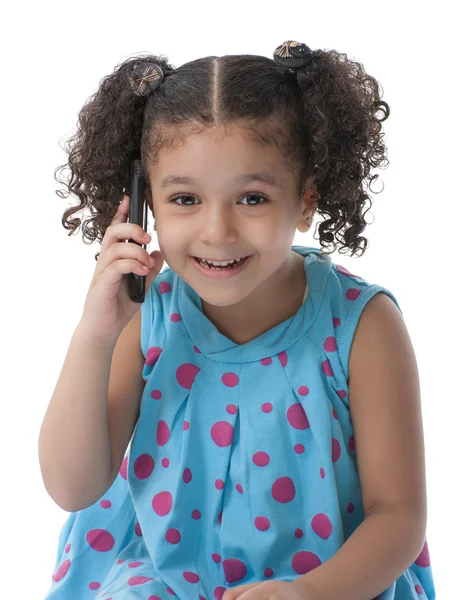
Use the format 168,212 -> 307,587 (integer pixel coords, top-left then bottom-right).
178,245 -> 332,364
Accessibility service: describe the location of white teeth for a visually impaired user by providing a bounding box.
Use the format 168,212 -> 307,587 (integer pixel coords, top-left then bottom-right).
208,259 -> 238,266
199,258 -> 245,266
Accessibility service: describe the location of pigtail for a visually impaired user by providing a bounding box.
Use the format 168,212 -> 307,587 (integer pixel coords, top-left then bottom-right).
296,50 -> 390,258
54,54 -> 175,261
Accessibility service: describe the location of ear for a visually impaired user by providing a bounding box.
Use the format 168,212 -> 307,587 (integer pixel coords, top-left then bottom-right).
297,181 -> 319,232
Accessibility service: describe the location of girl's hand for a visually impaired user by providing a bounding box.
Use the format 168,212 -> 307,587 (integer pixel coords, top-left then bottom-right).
222,578 -> 317,600
78,195 -> 164,344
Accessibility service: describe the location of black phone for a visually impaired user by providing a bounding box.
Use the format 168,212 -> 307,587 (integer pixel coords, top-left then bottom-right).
126,159 -> 148,303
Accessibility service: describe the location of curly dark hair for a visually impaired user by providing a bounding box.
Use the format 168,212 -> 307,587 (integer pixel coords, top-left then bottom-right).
55,46 -> 390,262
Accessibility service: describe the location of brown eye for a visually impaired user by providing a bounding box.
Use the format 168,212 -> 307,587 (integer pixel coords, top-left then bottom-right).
170,195 -> 199,206
239,195 -> 268,206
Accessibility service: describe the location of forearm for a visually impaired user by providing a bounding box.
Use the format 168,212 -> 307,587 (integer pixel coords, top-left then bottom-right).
38,325 -> 116,512
297,507 -> 426,600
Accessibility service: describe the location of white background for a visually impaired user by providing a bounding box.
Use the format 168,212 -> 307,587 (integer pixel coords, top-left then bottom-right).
2,0 -> 460,597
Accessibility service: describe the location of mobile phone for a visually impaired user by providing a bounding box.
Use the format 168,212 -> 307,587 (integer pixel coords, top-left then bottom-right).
126,158 -> 148,303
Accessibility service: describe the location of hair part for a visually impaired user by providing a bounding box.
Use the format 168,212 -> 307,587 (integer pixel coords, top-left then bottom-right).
55,48 -> 390,262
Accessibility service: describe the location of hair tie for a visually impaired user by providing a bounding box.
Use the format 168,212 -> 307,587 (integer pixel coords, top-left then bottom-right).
273,40 -> 314,79
129,62 -> 164,97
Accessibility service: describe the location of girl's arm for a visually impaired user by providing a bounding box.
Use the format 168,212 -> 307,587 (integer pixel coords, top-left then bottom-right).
298,292 -> 428,600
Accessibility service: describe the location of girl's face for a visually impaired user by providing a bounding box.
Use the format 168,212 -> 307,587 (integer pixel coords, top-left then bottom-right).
148,125 -> 309,310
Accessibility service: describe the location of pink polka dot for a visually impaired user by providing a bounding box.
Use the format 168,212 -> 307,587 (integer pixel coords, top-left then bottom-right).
348,436 -> 355,451
260,357 -> 272,365
146,346 -> 162,367
89,582 -> 100,590
291,551 -> 322,574
320,468 -> 325,478
415,540 -> 431,567
278,351 -> 288,367
135,523 -> 142,536
53,559 -> 71,582
252,451 -> 270,466
152,491 -> 172,516
215,479 -> 225,490
183,571 -> 200,583
337,389 -> 347,399
170,313 -> 181,322
166,588 -> 176,595
86,529 -> 115,552
166,528 -> 181,543
255,516 -> 270,530
161,458 -> 170,467
214,586 -> 226,600
182,467 -> 192,483
332,438 -> 341,462
298,385 -> 309,395
294,444 -> 305,454
176,363 -> 200,389
212,553 -> 222,563
151,389 -> 162,400
261,402 -> 273,413
157,420 -> 170,446
264,568 -> 274,578
222,372 -> 239,387
65,544 -> 71,553
311,513 -> 333,539
295,528 -> 303,538
134,454 -> 155,479
183,421 -> 190,431
218,511 -> 223,525
128,561 -> 143,568
128,576 -> 154,586
192,509 -> 201,519
120,456 -> 128,480
222,558 -> 248,583
211,421 -> 234,447
193,345 -> 201,353
236,484 -> 243,493
159,281 -> 171,294
100,500 -> 111,509
226,404 -> 238,414
322,359 -> 334,376
117,558 -> 127,564
415,584 -> 424,594
347,503 -> 355,513
333,317 -> 341,327
323,336 -> 337,352
287,403 -> 310,430
346,288 -> 361,301
272,476 -> 296,503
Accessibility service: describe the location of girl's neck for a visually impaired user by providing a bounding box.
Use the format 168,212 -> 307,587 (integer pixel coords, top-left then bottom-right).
200,251 -> 307,345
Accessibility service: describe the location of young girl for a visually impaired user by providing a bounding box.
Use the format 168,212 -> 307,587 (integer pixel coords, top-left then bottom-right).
39,41 -> 436,600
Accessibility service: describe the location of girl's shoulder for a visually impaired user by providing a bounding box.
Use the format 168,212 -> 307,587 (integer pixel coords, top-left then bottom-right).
312,259 -> 403,383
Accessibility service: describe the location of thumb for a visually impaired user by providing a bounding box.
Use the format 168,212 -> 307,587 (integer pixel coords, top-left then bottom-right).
222,582 -> 262,600
145,250 -> 164,290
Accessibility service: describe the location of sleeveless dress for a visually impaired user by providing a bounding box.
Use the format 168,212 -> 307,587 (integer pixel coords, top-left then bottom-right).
44,245 -> 436,600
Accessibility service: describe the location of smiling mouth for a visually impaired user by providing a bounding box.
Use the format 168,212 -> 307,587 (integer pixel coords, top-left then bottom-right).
193,256 -> 249,269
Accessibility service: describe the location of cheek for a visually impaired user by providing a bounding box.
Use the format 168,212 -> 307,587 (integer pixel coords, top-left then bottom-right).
156,235 -> 187,268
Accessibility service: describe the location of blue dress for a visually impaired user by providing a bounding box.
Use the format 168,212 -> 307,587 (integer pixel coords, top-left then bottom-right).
44,245 -> 436,599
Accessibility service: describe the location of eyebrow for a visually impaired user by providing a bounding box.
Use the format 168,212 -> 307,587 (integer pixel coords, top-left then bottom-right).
160,172 -> 279,189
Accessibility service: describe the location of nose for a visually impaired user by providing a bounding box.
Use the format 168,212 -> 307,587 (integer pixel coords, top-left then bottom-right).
200,205 -> 238,246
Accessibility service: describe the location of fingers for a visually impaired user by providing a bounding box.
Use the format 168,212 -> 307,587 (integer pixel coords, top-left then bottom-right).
114,195 -> 129,220
96,195 -> 154,275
